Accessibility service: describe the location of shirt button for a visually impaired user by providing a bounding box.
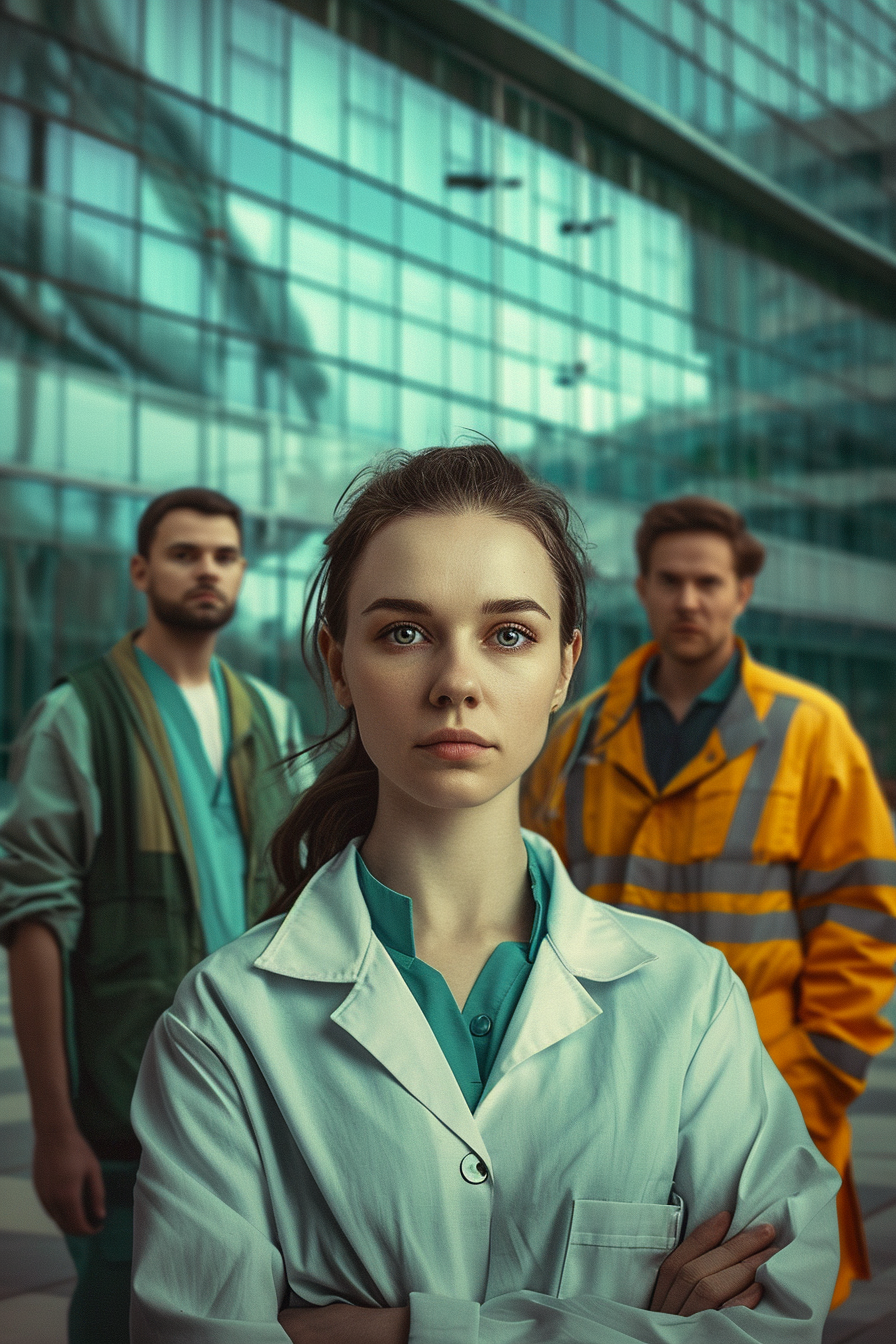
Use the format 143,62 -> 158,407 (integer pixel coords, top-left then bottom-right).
469,1014 -> 492,1037
460,1153 -> 489,1184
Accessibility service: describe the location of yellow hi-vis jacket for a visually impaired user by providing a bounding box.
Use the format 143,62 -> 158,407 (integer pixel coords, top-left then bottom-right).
522,638 -> 896,1309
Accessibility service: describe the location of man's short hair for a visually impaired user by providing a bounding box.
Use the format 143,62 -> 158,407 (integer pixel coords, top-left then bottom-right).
136,488 -> 244,558
635,496 -> 765,579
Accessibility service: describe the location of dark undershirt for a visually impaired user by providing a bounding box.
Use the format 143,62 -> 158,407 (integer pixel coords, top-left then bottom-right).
639,651 -> 740,791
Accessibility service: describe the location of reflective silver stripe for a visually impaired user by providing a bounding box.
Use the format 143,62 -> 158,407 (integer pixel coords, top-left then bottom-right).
796,858 -> 896,900
617,903 -> 801,943
808,1032 -> 873,1081
570,854 -> 631,888
563,696 -> 605,871
571,853 -> 791,896
721,695 -> 799,859
798,903 -> 896,943
716,681 -> 766,760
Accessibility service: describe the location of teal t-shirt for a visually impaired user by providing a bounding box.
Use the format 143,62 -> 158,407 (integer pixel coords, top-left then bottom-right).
356,841 -> 550,1111
135,649 -> 247,953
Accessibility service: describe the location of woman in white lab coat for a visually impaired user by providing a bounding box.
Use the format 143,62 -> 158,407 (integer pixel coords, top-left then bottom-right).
130,444 -> 838,1344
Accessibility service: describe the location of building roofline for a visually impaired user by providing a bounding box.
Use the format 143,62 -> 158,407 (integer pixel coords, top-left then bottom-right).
388,0 -> 896,294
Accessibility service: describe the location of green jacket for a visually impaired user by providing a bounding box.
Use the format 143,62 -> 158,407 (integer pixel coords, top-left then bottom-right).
0,635 -> 303,1158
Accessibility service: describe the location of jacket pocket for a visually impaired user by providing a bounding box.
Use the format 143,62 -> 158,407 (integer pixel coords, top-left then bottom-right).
557,1196 -> 683,1308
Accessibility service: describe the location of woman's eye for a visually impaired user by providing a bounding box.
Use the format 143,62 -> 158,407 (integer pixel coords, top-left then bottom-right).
389,625 -> 422,645
493,626 -> 530,648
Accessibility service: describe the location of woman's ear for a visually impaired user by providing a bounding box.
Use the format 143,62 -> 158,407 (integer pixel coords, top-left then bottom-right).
551,629 -> 583,714
318,625 -> 352,709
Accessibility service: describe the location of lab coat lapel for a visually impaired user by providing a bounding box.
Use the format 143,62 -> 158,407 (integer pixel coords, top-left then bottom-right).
481,836 -> 657,1104
332,945 -> 486,1155
254,843 -> 486,1155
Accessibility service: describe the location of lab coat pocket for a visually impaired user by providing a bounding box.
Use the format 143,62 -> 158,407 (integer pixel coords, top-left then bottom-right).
557,1196 -> 684,1308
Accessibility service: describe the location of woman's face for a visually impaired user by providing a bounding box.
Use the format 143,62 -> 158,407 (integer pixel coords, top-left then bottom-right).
320,510 -> 581,816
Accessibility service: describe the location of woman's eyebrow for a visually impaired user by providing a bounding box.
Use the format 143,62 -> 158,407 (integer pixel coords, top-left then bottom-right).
360,598 -> 431,616
481,598 -> 551,620
360,597 -> 551,620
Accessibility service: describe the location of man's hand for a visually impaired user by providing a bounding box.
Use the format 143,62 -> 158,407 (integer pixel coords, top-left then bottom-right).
278,1305 -> 410,1344
650,1210 -> 778,1315
32,1123 -> 106,1237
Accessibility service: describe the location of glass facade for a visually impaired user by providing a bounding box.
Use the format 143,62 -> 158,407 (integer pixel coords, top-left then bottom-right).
1,0 -> 895,779
486,0 -> 896,254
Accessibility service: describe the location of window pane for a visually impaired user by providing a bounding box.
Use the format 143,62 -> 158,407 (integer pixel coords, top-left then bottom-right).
137,402 -> 199,487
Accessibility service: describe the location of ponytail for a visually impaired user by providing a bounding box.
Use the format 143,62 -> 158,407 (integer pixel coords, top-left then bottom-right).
267,724 -> 377,915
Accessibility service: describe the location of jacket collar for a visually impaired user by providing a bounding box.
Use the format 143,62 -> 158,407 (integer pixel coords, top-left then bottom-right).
255,836 -> 656,1130
594,636 -> 766,796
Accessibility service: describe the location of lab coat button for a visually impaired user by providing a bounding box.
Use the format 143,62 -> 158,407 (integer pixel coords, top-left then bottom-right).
460,1153 -> 489,1184
469,1014 -> 492,1036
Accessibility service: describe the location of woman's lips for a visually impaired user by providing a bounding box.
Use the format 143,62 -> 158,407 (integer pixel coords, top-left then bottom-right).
417,741 -> 492,761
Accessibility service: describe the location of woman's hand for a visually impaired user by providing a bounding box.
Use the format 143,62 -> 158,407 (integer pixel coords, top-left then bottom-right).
278,1304 -> 410,1344
650,1210 -> 779,1315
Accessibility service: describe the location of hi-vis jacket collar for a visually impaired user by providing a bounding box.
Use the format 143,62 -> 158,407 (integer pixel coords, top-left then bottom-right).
254,832 -> 657,988
583,636 -> 767,800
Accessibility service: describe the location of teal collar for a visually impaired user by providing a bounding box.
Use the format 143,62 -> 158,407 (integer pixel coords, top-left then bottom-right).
355,842 -> 549,966
640,649 -> 740,707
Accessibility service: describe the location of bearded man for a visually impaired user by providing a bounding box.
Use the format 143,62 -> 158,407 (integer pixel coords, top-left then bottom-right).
0,487 -> 304,1344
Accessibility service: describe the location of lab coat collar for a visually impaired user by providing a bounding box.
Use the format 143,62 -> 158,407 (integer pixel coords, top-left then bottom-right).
255,834 -> 656,987
255,835 -> 657,1131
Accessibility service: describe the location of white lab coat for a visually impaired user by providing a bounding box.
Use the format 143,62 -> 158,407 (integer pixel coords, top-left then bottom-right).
130,834 -> 839,1343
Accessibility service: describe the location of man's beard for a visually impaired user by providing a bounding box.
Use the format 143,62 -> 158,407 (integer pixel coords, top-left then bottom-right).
147,586 -> 237,632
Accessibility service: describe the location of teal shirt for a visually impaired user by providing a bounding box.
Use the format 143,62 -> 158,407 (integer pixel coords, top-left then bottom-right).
356,842 -> 550,1111
639,651 -> 740,791
135,649 -> 247,953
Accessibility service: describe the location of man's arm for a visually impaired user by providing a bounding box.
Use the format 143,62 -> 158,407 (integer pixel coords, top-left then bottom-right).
0,686 -> 104,1235
8,921 -> 105,1234
783,705 -> 896,1140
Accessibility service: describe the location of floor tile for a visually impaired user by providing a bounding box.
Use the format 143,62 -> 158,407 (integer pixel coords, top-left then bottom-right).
0,1233 -> 75,1299
0,1177 -> 62,1237
0,1037 -> 21,1070
0,1119 -> 34,1172
0,1091 -> 30,1123
0,1292 -> 69,1344
864,1204 -> 896,1275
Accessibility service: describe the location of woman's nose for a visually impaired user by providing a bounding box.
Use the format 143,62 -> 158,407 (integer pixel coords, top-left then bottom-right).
429,652 -> 481,708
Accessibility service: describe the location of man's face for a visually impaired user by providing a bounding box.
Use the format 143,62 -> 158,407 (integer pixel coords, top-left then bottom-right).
635,531 -> 753,664
130,509 -> 246,632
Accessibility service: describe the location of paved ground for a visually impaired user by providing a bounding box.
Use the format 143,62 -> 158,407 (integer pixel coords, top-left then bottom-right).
0,951 -> 893,1341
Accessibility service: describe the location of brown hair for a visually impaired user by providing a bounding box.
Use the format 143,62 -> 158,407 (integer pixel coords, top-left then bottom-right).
635,496 -> 765,578
268,442 -> 588,914
136,488 -> 243,557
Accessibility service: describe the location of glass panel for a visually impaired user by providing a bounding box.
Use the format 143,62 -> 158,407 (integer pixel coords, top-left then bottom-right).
347,175 -> 396,244
400,319 -> 444,387
222,421 -> 265,506
347,302 -> 394,371
346,239 -> 394,304
401,263 -> 444,323
70,131 -> 137,216
289,150 -> 342,222
144,0 -> 203,96
141,234 -> 202,316
0,103 -> 29,183
346,371 -> 395,437
137,401 -> 201,487
229,124 -> 284,201
288,218 -> 342,285
63,378 -> 132,480
290,283 -> 341,356
229,193 -> 284,266
289,15 -> 341,158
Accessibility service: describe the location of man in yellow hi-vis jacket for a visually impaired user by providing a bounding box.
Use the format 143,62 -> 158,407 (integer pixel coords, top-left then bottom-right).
522,495 -> 896,1310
